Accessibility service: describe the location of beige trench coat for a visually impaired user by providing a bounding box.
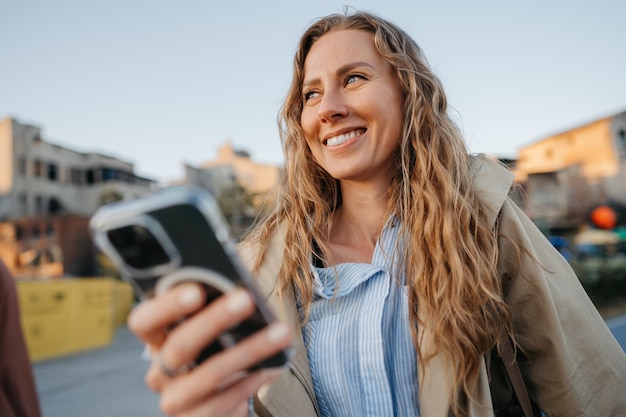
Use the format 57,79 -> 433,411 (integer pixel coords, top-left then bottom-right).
244,155 -> 626,417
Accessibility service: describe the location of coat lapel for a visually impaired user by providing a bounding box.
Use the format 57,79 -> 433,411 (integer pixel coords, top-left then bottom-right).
241,223 -> 318,417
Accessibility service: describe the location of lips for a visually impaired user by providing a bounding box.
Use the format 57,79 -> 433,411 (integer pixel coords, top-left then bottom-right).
324,129 -> 365,147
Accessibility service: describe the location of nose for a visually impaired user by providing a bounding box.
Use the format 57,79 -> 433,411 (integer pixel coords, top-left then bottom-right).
318,89 -> 348,123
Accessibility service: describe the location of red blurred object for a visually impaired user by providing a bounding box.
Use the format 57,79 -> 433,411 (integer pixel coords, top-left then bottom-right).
590,206 -> 617,230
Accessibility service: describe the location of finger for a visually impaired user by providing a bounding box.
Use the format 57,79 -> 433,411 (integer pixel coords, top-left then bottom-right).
145,357 -> 166,392
146,288 -> 256,389
160,321 -> 291,413
167,370 -> 282,417
128,283 -> 206,347
145,350 -> 203,393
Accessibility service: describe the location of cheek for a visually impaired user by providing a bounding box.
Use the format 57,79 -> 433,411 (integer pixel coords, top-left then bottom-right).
300,111 -> 320,151
306,141 -> 323,166
300,109 -> 316,139
383,84 -> 404,133
385,99 -> 404,140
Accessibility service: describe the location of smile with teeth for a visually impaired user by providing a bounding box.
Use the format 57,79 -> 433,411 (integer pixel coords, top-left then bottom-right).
324,129 -> 365,147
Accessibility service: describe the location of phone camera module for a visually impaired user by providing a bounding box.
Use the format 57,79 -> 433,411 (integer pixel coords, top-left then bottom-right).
107,225 -> 170,270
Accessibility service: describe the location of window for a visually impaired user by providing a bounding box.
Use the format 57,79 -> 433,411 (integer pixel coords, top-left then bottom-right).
17,157 -> 27,176
33,159 -> 45,177
48,163 -> 58,181
102,167 -> 116,182
48,197 -> 63,214
35,195 -> 44,215
70,167 -> 83,185
618,129 -> 626,151
86,169 -> 95,184
18,193 -> 27,215
100,167 -> 136,183
14,224 -> 24,240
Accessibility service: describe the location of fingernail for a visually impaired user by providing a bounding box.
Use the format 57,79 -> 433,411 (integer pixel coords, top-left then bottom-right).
225,289 -> 252,313
266,323 -> 290,344
178,286 -> 202,307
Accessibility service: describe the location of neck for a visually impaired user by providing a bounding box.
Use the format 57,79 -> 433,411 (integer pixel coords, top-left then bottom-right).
331,179 -> 391,246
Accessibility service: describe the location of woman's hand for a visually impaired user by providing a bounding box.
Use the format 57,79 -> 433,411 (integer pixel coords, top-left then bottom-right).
128,283 -> 292,416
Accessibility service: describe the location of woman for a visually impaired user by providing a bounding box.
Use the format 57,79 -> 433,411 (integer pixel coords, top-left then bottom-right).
128,10 -> 626,417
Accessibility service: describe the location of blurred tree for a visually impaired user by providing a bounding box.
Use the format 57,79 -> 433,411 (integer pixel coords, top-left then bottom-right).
95,189 -> 125,278
95,252 -> 122,279
98,189 -> 124,206
216,183 -> 258,240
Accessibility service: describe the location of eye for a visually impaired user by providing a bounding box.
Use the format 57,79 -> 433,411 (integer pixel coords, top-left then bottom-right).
345,73 -> 367,85
303,90 -> 320,102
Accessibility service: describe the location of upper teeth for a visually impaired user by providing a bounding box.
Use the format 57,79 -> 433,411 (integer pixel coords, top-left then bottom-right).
326,130 -> 362,147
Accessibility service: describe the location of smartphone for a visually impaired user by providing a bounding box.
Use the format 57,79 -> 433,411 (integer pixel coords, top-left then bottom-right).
89,185 -> 291,369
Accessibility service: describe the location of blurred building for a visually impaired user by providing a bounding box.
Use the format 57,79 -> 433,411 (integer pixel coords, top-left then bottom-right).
182,141 -> 279,201
0,117 -> 157,221
0,214 -> 94,278
180,141 -> 280,238
514,109 -> 626,232
0,116 -> 158,278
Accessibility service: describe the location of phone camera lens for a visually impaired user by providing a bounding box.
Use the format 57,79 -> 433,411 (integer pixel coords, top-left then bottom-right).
107,225 -> 170,270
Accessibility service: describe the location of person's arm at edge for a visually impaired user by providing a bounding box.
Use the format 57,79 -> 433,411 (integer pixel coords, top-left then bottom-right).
0,260 -> 42,417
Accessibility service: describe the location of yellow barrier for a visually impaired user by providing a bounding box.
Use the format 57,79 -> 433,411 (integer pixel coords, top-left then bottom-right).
16,278 -> 135,362
112,280 -> 135,327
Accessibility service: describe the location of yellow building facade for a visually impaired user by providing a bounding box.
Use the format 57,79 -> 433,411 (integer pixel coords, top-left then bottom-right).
513,110 -> 626,231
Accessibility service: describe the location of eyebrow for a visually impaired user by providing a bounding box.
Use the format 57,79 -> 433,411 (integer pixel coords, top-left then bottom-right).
302,61 -> 376,88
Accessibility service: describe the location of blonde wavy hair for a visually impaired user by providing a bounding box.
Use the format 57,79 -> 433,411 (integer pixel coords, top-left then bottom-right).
243,10 -> 512,416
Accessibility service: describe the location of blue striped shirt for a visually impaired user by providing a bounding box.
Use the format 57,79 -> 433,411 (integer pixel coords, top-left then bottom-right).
302,219 -> 419,417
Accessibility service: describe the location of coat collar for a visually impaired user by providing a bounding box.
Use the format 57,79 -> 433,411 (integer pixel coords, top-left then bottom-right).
470,154 -> 514,227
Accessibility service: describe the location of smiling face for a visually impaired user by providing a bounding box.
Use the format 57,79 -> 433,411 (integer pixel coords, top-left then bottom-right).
300,29 -> 404,185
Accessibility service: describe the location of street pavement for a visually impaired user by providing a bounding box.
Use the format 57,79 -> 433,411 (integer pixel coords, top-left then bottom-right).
33,326 -> 165,417
33,315 -> 626,417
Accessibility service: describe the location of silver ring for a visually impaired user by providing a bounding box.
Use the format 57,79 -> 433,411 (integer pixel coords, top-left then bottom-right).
157,354 -> 196,378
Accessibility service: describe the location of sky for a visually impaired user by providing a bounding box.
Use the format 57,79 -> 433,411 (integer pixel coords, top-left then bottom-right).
1,0 -> 625,184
